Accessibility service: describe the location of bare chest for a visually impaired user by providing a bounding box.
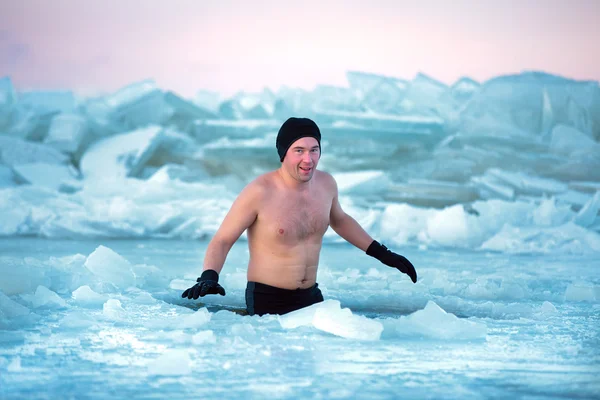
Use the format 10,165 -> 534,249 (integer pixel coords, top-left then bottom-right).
257,192 -> 332,242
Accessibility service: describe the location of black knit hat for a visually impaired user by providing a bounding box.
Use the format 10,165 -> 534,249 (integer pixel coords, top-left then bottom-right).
276,117 -> 321,162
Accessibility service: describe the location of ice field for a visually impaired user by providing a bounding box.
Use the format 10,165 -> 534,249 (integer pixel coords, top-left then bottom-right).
0,239 -> 598,399
1,70 -> 600,398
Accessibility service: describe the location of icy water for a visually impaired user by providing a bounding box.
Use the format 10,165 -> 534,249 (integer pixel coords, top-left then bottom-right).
1,238 -> 599,399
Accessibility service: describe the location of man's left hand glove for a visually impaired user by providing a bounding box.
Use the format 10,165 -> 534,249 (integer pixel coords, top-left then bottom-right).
366,240 -> 417,283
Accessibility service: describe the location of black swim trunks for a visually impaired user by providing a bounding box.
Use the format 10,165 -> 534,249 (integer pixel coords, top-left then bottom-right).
245,281 -> 324,316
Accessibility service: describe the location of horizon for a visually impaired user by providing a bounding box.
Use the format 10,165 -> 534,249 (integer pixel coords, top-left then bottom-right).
1,0 -> 598,98
2,69 -> 596,101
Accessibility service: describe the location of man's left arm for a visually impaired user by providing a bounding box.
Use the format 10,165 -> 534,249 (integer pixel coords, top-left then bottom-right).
329,193 -> 374,251
329,179 -> 418,283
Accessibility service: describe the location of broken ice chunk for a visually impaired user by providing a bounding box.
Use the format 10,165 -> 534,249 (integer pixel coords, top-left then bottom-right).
110,88 -> 173,129
12,162 -> 77,191
147,349 -> 191,376
471,174 -> 515,200
106,80 -> 155,107
333,170 -> 392,196
0,76 -> 17,130
555,190 -> 594,209
0,76 -> 16,105
450,76 -> 481,104
386,179 -> 479,208
550,124 -> 599,155
164,91 -> 217,130
382,301 -> 487,340
0,136 -> 70,166
569,181 -> 600,194
565,283 -> 597,302
20,286 -> 67,309
0,291 -> 31,319
103,299 -> 126,319
84,246 -> 136,290
80,125 -> 163,179
195,90 -> 221,113
44,113 -> 88,154
487,168 -> 567,196
313,302 -> 383,341
19,90 -> 77,114
279,300 -> 383,341
72,285 -> 108,307
192,330 -> 216,345
539,301 -> 558,316
0,165 -> 17,188
59,311 -> 98,329
573,191 -> 600,228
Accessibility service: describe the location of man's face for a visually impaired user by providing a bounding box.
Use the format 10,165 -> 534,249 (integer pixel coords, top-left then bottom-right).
282,137 -> 321,182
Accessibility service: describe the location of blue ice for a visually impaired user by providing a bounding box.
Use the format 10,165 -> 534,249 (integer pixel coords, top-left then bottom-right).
1,71 -> 599,399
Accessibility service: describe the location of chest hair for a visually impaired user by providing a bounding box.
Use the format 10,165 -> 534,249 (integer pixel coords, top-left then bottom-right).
271,193 -> 329,240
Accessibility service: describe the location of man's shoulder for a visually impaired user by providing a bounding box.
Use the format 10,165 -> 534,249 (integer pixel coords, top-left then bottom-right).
315,170 -> 336,188
315,169 -> 334,180
253,171 -> 278,188
242,171 -> 276,194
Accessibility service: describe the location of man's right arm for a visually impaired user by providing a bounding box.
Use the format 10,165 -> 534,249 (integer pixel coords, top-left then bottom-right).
182,181 -> 263,300
203,181 -> 262,274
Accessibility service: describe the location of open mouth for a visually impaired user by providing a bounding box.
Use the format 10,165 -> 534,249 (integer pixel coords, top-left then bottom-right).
299,166 -> 312,173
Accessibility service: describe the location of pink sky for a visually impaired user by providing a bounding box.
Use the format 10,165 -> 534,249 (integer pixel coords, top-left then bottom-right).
1,0 -> 598,97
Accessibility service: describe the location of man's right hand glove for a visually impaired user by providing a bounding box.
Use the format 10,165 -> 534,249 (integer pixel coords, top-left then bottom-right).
181,269 -> 226,299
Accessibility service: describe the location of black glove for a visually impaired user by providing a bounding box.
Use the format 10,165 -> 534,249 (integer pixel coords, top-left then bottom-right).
181,269 -> 226,299
366,240 -> 417,283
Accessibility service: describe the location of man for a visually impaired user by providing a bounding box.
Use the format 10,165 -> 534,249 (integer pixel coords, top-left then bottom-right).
182,117 -> 417,316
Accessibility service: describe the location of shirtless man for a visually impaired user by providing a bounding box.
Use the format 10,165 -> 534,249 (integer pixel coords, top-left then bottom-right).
182,117 -> 417,315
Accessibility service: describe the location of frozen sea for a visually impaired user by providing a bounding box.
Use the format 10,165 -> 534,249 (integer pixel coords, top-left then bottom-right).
1,238 -> 599,399
1,72 -> 600,398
